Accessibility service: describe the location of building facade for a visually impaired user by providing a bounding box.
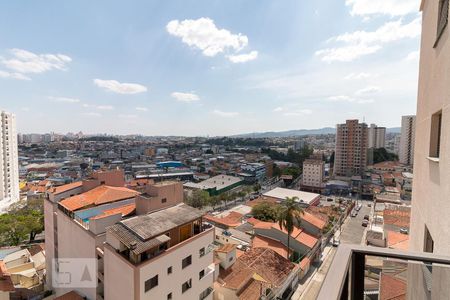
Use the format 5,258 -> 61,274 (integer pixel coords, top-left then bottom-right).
0,110 -> 19,211
409,0 -> 450,298
333,119 -> 368,178
301,159 -> 325,192
399,115 -> 416,165
368,124 -> 386,149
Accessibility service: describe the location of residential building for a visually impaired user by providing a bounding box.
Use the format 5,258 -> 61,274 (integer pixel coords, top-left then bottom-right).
0,110 -> 19,211
399,115 -> 416,165
368,124 -> 386,149
334,119 -> 368,178
239,162 -> 266,183
301,159 -> 325,193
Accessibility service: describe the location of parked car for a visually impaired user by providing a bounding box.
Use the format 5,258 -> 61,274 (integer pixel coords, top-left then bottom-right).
356,204 -> 362,211
400,228 -> 409,234
327,198 -> 333,202
363,215 -> 370,220
351,210 -> 358,217
332,237 -> 340,247
362,220 -> 369,227
367,203 -> 372,207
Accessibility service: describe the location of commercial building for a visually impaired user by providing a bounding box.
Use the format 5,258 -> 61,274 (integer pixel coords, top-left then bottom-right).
183,175 -> 243,196
368,124 -> 386,149
0,110 -> 19,211
262,187 -> 320,207
399,115 -> 416,165
334,119 -> 368,178
301,159 -> 325,193
240,162 -> 266,183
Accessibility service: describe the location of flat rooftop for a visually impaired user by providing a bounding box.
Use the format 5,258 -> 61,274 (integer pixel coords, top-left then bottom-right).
119,203 -> 204,241
184,174 -> 242,190
263,187 -> 320,205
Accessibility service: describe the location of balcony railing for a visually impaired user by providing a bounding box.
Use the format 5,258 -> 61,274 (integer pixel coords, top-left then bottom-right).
317,244 -> 450,300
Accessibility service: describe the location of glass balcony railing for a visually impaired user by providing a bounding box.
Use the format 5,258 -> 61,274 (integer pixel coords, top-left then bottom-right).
317,244 -> 450,300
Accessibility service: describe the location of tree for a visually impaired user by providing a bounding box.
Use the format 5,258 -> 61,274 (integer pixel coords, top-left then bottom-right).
276,197 -> 304,260
251,202 -> 279,222
253,184 -> 261,193
208,195 -> 221,210
186,190 -> 210,209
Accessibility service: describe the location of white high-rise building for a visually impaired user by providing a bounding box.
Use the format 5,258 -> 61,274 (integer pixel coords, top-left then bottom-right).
399,115 -> 416,165
0,110 -> 20,210
367,124 -> 386,149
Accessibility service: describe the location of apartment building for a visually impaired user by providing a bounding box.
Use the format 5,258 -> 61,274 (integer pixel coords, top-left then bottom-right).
399,115 -> 416,165
367,124 -> 386,149
333,119 -> 368,178
0,110 -> 19,211
44,169 -> 214,300
301,159 -> 325,193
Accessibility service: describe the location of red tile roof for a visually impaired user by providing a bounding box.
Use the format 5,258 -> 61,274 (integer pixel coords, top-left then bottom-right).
59,185 -> 139,211
252,235 -> 291,258
386,231 -> 409,251
90,203 -> 136,220
253,221 -> 318,249
0,262 -> 14,292
51,181 -> 83,195
204,211 -> 243,228
302,211 -> 327,230
379,273 -> 406,300
55,291 -> 85,300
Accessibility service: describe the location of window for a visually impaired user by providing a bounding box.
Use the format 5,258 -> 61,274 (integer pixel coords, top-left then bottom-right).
424,226 -> 434,253
167,293 -> 172,300
199,247 -> 205,257
144,275 -> 158,292
435,0 -> 449,46
429,111 -> 442,159
182,279 -> 192,293
182,255 -> 192,269
199,269 -> 205,280
167,266 -> 172,274
162,198 -> 167,203
229,257 -> 233,262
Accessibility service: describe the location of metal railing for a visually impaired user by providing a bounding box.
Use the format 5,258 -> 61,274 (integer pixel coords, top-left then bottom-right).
317,244 -> 450,300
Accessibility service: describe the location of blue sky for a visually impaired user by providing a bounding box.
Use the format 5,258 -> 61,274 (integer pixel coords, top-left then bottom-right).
0,0 -> 421,136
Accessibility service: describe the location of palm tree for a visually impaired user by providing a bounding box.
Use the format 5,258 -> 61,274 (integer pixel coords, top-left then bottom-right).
276,196 -> 304,261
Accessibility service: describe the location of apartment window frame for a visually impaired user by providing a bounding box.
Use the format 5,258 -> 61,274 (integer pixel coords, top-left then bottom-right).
144,275 -> 158,292
199,247 -> 205,258
181,278 -> 192,293
199,269 -> 205,280
167,292 -> 172,300
161,197 -> 167,203
167,266 -> 172,275
429,110 -> 443,160
435,0 -> 449,47
424,226 -> 434,253
182,255 -> 192,269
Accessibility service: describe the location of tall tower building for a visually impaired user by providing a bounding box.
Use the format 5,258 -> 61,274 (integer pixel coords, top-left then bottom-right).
367,124 -> 386,149
0,110 -> 19,210
399,115 -> 416,165
333,119 -> 368,178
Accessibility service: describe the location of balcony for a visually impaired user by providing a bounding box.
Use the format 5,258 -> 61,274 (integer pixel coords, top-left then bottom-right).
317,244 -> 450,300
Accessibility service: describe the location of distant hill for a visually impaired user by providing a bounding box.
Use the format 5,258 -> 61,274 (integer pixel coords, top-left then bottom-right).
233,127 -> 401,138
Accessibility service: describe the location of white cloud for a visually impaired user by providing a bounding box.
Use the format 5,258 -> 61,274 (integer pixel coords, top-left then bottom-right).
136,107 -> 148,112
96,105 -> 114,110
355,86 -> 380,96
167,18 -> 248,57
48,96 -> 80,103
0,70 -> 31,80
344,72 -> 372,80
2,48 -> 71,74
405,50 -> 420,61
316,18 -> 421,62
227,51 -> 258,63
83,112 -> 102,117
273,107 -> 283,112
212,109 -> 239,118
171,92 -> 200,102
93,79 -> 147,94
118,114 -> 138,119
283,109 -> 313,116
345,0 -> 419,16
327,94 -> 375,104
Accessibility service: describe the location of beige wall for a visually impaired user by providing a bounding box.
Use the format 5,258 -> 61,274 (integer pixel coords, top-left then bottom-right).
410,0 -> 450,255
104,245 -> 135,300
136,181 -> 183,215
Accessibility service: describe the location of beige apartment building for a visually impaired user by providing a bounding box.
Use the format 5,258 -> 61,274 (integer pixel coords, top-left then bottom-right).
399,115 -> 416,166
301,159 -> 325,193
44,170 -> 214,300
409,0 -> 450,298
368,124 -> 386,149
333,119 -> 368,178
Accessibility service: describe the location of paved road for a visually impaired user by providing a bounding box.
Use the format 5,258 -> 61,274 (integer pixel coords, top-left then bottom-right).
340,202 -> 371,245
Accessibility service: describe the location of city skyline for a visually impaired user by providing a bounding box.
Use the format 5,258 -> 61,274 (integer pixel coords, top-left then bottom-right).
0,1 -> 421,136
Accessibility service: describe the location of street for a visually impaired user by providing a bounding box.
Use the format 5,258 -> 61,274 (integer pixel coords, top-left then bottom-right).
339,201 -> 371,244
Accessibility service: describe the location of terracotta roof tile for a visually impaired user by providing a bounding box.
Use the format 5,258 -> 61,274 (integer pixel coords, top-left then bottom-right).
51,181 -> 83,195
252,236 -> 291,258
302,211 -> 327,230
386,231 -> 409,251
90,203 -> 136,220
204,211 -> 243,228
379,273 -> 406,300
60,185 -> 139,211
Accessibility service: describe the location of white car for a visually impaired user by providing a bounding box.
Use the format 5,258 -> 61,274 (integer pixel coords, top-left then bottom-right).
332,238 -> 340,247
